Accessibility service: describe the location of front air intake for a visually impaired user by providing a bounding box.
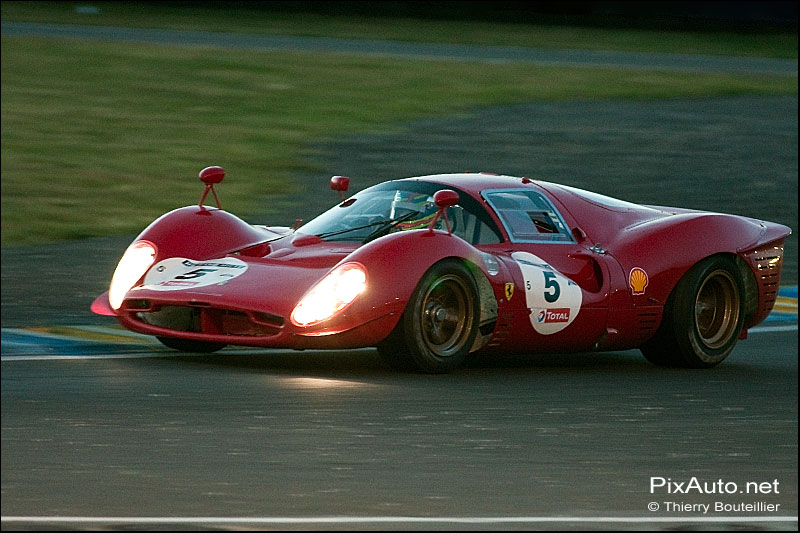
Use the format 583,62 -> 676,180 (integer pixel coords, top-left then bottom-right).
135,305 -> 283,337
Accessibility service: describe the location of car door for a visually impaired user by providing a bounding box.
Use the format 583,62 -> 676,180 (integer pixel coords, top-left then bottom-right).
478,188 -> 622,353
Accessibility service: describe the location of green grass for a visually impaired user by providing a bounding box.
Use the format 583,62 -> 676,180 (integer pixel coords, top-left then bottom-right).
1,4 -> 797,246
2,1 -> 797,58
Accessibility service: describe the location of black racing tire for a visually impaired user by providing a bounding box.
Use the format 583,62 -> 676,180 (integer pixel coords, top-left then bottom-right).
641,255 -> 745,368
377,260 -> 479,374
156,336 -> 227,353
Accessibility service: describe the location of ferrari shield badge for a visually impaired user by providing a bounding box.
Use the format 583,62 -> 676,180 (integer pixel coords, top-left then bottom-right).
505,282 -> 515,301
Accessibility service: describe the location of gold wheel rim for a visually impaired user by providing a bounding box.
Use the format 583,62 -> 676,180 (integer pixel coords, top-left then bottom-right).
694,269 -> 740,350
420,275 -> 473,358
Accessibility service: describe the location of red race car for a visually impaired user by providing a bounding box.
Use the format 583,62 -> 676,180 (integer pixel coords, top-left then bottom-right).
92,167 -> 791,373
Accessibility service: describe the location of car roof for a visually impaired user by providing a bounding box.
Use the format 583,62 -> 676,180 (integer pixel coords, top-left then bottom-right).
398,172 -> 545,197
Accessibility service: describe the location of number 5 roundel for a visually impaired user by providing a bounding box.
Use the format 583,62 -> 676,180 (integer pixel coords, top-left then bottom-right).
511,252 -> 582,335
143,257 -> 248,291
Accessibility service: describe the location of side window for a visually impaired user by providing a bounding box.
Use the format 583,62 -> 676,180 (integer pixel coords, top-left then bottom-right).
484,190 -> 573,243
447,205 -> 502,245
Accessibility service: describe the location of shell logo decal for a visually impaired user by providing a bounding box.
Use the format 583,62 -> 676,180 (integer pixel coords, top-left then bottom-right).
629,267 -> 649,295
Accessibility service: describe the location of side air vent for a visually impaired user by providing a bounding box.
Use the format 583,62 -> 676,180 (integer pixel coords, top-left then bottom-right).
486,312 -> 515,348
636,311 -> 660,334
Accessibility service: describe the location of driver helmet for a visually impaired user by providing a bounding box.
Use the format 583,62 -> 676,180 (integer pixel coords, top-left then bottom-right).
390,190 -> 438,230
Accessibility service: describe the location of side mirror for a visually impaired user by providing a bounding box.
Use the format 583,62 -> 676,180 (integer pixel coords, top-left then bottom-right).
429,189 -> 460,234
198,166 -> 225,209
199,166 -> 225,184
330,175 -> 350,201
433,189 -> 459,208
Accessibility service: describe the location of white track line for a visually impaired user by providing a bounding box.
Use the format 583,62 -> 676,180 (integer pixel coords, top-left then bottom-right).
2,515 -> 797,525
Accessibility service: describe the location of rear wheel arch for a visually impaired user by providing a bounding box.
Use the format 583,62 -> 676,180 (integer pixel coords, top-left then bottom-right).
642,253 -> 746,368
734,254 -> 760,327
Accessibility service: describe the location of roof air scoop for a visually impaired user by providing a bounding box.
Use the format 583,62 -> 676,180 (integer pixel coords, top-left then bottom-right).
198,166 -> 225,209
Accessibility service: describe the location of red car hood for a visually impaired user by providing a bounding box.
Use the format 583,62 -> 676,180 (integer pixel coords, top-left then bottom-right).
101,235 -> 359,318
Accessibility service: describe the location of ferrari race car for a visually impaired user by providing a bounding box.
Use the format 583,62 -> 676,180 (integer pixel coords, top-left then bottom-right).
92,167 -> 791,373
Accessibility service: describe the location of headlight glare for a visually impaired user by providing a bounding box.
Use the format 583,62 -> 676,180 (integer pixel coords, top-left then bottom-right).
108,241 -> 157,310
291,263 -> 367,327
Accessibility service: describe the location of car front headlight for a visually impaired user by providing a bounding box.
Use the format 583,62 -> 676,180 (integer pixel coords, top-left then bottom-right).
291,262 -> 367,327
108,240 -> 157,310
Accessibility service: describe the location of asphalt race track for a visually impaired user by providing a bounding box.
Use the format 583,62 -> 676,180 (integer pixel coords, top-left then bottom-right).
1,326 -> 797,530
2,24 -> 798,531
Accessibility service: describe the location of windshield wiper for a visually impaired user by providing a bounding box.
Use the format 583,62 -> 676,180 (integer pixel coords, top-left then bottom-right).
361,211 -> 418,244
314,212 -> 418,242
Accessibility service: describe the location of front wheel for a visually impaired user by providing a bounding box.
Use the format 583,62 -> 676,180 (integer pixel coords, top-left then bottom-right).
641,255 -> 744,368
157,336 -> 227,353
377,260 -> 479,373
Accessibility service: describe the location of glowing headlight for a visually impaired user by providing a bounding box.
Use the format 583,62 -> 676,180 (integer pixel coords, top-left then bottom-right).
291,262 -> 367,327
108,241 -> 157,310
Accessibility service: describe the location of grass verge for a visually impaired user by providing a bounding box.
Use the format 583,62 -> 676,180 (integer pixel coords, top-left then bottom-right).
2,36 -> 796,246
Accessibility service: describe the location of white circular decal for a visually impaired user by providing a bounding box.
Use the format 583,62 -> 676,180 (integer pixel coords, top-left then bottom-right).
511,251 -> 582,335
142,257 -> 248,291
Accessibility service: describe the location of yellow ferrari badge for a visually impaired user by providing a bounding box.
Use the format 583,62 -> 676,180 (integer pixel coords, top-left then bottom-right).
505,282 -> 515,301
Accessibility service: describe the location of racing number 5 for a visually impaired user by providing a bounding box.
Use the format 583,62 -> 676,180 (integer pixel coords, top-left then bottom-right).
175,268 -> 217,280
543,271 -> 560,303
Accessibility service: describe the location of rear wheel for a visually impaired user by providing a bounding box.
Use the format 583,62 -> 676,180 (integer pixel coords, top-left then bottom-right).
378,260 -> 479,373
157,336 -> 227,353
641,256 -> 744,368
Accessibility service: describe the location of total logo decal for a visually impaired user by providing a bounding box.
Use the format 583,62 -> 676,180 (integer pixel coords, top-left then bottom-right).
142,257 -> 248,291
537,308 -> 571,323
511,252 -> 582,335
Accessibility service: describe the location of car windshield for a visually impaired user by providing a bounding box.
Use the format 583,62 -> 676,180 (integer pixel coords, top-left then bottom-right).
297,181 -> 503,244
